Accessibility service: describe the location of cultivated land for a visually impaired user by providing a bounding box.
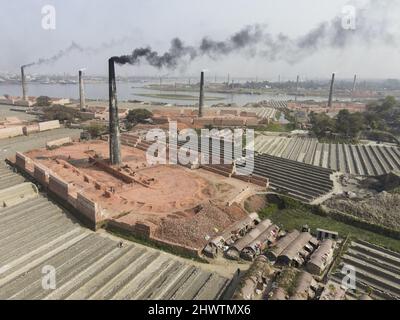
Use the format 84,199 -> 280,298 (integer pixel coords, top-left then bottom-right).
0,163 -> 230,300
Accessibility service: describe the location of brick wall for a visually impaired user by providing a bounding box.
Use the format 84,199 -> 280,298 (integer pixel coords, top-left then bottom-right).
34,163 -> 49,185
38,120 -> 60,132
48,174 -> 69,200
0,126 -> 24,139
23,124 -> 40,135
76,192 -> 103,223
15,152 -> 27,170
89,157 -> 135,184
46,137 -> 72,149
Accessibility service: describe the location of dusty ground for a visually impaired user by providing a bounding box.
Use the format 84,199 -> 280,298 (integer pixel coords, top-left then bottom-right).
325,192 -> 400,231
244,194 -> 268,213
25,141 -> 222,216
25,140 -> 253,249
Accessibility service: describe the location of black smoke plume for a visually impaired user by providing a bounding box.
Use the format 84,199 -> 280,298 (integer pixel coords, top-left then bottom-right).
112,0 -> 398,68
22,36 -> 135,69
23,42 -> 83,68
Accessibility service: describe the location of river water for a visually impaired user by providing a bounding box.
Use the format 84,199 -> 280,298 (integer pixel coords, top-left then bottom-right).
0,82 -> 337,106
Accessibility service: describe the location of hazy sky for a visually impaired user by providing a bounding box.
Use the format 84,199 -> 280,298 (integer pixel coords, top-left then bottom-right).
1,0 -> 400,79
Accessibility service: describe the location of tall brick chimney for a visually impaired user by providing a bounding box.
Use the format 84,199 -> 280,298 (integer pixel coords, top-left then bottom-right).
352,74 -> 357,99
79,69 -> 86,110
21,66 -> 27,101
328,73 -> 335,108
108,58 -> 122,166
198,71 -> 204,117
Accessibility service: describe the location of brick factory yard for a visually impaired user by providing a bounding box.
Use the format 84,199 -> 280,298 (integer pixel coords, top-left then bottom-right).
24,140 -> 254,251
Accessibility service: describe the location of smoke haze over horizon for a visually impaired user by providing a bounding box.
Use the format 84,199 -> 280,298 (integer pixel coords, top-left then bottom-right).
1,0 -> 400,79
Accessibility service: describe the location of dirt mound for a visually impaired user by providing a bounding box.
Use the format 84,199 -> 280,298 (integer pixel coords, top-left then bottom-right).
156,202 -> 247,249
244,194 -> 267,213
325,192 -> 400,230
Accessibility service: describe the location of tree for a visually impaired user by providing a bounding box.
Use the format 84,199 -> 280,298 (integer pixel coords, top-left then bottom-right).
365,96 -> 400,135
335,110 -> 364,138
348,112 -> 364,138
36,96 -> 52,107
126,109 -> 153,124
336,109 -> 352,136
309,112 -> 334,137
86,122 -> 106,138
364,112 -> 386,131
42,105 -> 79,122
381,96 -> 397,112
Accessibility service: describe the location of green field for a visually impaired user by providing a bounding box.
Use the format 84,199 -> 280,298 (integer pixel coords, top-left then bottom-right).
259,204 -> 400,252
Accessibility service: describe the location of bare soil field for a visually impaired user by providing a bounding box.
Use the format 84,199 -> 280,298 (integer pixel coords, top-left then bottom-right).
24,140 -> 252,250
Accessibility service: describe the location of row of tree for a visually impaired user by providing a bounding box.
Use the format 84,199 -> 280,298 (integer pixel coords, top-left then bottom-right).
364,96 -> 400,133
310,96 -> 400,140
309,109 -> 364,139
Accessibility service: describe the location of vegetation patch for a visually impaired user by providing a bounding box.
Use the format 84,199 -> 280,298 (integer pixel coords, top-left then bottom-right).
259,200 -> 400,252
309,96 -> 400,142
85,122 -> 106,138
42,105 -> 81,122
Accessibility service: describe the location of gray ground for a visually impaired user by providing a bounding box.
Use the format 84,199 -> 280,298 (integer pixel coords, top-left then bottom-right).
0,128 -> 82,160
0,105 -> 82,160
0,105 -> 37,121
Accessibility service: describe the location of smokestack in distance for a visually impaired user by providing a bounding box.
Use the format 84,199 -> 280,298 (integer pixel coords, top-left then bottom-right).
108,58 -> 122,166
79,69 -> 86,110
21,66 -> 27,101
198,71 -> 205,117
328,73 -> 335,108
295,75 -> 300,102
352,74 -> 357,99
